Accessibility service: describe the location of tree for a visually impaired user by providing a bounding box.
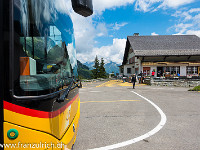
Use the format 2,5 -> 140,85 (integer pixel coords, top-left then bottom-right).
99,58 -> 107,78
92,56 -> 100,79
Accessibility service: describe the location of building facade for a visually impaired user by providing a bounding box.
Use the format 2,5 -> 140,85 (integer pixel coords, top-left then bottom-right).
120,35 -> 200,78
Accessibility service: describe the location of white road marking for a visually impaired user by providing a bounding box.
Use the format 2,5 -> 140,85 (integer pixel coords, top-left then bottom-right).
89,91 -> 101,93
88,91 -> 167,150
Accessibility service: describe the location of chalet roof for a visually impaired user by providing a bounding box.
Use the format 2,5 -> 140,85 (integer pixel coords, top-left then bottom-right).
128,35 -> 200,53
134,49 -> 200,56
122,35 -> 200,65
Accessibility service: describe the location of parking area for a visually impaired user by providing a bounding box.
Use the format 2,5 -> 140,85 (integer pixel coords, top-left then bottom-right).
74,80 -> 200,150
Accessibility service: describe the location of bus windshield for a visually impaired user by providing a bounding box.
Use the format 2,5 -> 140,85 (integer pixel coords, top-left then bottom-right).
13,0 -> 78,96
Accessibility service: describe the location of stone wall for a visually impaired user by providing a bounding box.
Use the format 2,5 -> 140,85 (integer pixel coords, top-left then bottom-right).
149,79 -> 200,87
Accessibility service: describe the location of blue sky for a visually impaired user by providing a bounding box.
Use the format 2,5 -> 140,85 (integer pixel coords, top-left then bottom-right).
64,0 -> 200,64
94,6 -> 175,47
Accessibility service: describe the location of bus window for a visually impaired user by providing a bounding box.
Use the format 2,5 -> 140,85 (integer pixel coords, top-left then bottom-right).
13,0 -> 78,96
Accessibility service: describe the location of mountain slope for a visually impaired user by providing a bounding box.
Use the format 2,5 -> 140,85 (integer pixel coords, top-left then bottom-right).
77,60 -> 92,79
84,61 -> 120,75
105,61 -> 120,75
84,62 -> 94,70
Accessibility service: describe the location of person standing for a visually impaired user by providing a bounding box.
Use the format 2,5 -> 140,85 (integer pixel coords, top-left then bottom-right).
131,74 -> 136,89
122,75 -> 126,83
138,71 -> 143,83
152,70 -> 155,77
140,71 -> 143,83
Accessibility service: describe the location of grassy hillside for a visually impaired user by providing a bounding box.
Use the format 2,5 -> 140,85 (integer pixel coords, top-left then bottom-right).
77,60 -> 92,79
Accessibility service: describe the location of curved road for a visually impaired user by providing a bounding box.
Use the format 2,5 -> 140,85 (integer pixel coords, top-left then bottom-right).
74,80 -> 200,150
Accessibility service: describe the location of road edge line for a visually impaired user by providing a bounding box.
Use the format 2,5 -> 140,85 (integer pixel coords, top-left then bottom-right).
88,91 -> 167,150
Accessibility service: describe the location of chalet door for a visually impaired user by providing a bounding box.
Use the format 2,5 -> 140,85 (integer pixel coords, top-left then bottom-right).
143,67 -> 150,76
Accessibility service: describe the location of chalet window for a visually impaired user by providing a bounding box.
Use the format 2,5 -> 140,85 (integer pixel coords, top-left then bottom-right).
165,66 -> 180,75
187,66 -> 198,75
129,57 -> 134,64
127,68 -> 131,74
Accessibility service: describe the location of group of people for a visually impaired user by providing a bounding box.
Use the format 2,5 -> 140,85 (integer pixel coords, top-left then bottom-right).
124,71 -> 157,89
122,74 -> 137,89
128,71 -> 145,89
122,73 -> 140,89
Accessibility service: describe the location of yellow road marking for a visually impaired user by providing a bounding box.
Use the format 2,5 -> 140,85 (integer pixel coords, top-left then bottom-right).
96,80 -> 146,87
80,100 -> 140,104
119,100 -> 140,102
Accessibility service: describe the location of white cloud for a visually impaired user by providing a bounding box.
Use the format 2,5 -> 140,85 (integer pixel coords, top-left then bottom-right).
186,30 -> 200,37
96,23 -> 108,36
134,0 -> 195,12
160,0 -> 195,8
135,0 -> 161,12
151,32 -> 159,35
70,12 -> 96,54
97,33 -> 104,37
93,0 -> 135,14
77,38 -> 126,64
172,11 -> 192,21
112,22 -> 128,30
189,8 -> 200,13
54,0 -> 70,14
174,23 -> 193,34
67,43 -> 77,68
170,7 -> 200,37
194,14 -> 200,21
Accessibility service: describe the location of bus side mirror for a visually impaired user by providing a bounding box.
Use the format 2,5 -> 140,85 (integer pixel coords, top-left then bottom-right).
71,0 -> 93,17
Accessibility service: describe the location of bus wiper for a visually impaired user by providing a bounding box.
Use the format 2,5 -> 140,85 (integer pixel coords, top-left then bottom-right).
56,79 -> 75,103
12,78 -> 80,102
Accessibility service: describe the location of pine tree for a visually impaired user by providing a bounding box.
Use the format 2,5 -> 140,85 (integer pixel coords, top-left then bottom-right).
92,56 -> 100,79
99,58 -> 107,78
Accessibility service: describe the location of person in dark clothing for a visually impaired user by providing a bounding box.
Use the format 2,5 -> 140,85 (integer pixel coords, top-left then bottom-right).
131,74 -> 136,89
138,71 -> 143,83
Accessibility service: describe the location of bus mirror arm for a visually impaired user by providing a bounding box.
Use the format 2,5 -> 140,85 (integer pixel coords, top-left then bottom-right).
75,79 -> 82,88
56,80 -> 74,103
77,80 -> 82,88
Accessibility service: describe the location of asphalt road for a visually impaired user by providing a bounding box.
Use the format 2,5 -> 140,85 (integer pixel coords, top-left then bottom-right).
74,80 -> 200,150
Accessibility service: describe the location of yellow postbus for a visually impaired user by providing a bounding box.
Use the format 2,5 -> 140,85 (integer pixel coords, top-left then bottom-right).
0,0 -> 93,149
